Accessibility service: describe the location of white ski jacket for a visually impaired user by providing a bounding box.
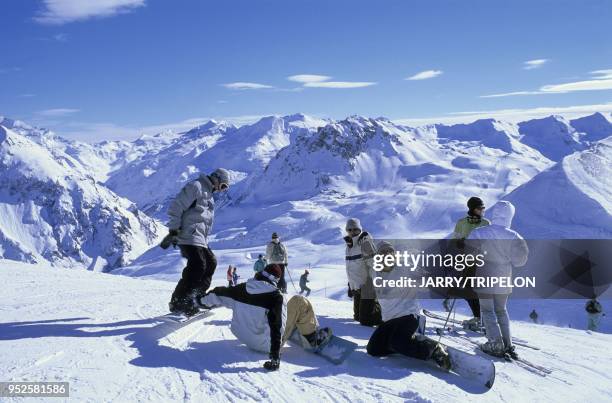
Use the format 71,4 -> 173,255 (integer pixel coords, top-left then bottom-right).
266,241 -> 288,265
468,201 -> 529,295
201,278 -> 287,359
167,174 -> 215,247
345,231 -> 376,290
371,265 -> 421,322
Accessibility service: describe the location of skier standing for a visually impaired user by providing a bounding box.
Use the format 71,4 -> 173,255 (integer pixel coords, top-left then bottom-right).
299,270 -> 311,296
468,201 -> 529,359
344,218 -> 382,327
227,265 -> 235,287
444,196 -> 490,330
197,264 -> 331,371
367,241 -> 451,371
266,233 -> 288,293
586,298 -> 604,331
232,266 -> 240,286
253,254 -> 266,274
167,168 -> 230,316
529,309 -> 538,324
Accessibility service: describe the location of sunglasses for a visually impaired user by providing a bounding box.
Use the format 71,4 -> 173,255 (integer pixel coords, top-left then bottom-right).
347,228 -> 361,233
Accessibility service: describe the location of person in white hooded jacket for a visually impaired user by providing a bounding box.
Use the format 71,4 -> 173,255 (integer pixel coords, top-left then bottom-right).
468,200 -> 529,359
344,218 -> 382,326
198,264 -> 331,371
366,241 -> 451,371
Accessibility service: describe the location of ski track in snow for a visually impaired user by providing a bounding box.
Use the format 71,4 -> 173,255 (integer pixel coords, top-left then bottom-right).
1,261 -> 611,402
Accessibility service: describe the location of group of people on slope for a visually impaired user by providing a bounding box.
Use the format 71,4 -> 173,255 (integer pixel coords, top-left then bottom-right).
342,196 -> 529,361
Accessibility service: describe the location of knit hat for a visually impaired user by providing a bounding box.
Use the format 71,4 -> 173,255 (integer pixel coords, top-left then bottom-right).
376,241 -> 395,255
467,197 -> 485,211
271,232 -> 279,239
345,218 -> 362,231
210,168 -> 230,185
262,264 -> 282,284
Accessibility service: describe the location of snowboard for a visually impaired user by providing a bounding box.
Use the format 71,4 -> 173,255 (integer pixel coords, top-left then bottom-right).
417,335 -> 496,389
422,309 -> 537,349
158,309 -> 214,324
288,329 -> 358,365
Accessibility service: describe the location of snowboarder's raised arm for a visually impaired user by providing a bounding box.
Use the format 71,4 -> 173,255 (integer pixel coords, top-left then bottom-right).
167,181 -> 200,231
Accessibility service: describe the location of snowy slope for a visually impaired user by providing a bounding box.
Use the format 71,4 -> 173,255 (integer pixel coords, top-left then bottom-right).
2,261 -> 611,402
517,115 -> 590,161
0,126 -> 163,269
501,137 -> 612,238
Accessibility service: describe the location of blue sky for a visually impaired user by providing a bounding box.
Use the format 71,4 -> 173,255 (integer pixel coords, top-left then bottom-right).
1,0 -> 611,141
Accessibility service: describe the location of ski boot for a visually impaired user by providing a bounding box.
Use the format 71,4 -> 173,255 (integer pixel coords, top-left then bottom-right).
304,327 -> 333,351
430,343 -> 452,372
462,317 -> 483,332
480,341 -> 506,358
505,345 -> 519,360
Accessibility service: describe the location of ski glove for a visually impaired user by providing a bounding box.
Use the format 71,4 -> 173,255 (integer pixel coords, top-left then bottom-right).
160,231 -> 178,249
263,359 -> 280,371
343,236 -> 353,248
347,283 -> 353,298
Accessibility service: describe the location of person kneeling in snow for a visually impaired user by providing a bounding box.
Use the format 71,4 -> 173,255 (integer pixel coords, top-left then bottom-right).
366,241 -> 451,371
196,264 -> 331,371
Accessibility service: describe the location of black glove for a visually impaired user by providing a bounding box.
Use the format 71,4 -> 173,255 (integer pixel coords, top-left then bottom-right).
160,230 -> 179,250
263,358 -> 280,371
343,236 -> 353,248
347,283 -> 354,298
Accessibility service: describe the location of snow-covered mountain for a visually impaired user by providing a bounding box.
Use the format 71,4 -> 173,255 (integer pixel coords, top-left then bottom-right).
0,125 -> 163,270
502,136 -> 612,238
105,114 -> 327,217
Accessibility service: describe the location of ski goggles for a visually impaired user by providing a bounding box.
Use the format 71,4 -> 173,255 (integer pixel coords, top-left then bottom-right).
219,183 -> 229,191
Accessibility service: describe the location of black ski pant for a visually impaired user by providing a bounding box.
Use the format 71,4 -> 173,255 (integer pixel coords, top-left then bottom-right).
299,285 -> 311,296
277,264 -> 287,293
466,298 -> 480,318
171,245 -> 217,303
367,314 -> 433,360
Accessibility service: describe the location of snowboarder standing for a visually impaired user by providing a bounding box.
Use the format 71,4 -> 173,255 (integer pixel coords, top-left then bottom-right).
367,241 -> 451,371
299,270 -> 311,296
197,264 -> 331,371
586,298 -> 604,331
167,168 -> 230,316
468,201 -> 529,359
266,233 -> 288,293
344,218 -> 382,327
253,254 -> 266,274
529,309 -> 539,324
444,196 -> 491,330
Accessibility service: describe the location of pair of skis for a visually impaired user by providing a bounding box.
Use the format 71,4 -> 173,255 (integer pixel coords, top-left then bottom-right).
422,309 -> 551,376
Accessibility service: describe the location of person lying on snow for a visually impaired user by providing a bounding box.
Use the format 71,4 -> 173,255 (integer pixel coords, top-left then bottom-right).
196,264 -> 332,371
367,241 -> 451,371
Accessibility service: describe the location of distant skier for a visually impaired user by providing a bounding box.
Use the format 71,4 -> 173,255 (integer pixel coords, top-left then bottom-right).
227,265 -> 235,287
529,309 -> 539,324
468,201 -> 529,359
367,241 -> 451,371
253,254 -> 266,274
232,266 -> 240,286
299,270 -> 311,297
197,264 -> 331,371
344,218 -> 382,327
586,298 -> 604,331
266,233 -> 288,293
443,196 -> 491,330
167,168 -> 230,316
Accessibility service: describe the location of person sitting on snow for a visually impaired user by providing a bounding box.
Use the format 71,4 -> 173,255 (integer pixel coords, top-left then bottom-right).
366,241 -> 451,371
196,264 -> 331,371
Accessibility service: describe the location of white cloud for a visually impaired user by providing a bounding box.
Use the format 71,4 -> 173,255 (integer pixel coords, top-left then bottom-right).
406,70 -> 443,81
19,94 -> 36,98
303,81 -> 376,88
37,108 -> 80,117
222,82 -> 274,90
288,74 -> 375,89
288,74 -> 332,83
482,69 -> 612,98
394,102 -> 612,126
523,59 -> 548,70
35,0 -> 145,24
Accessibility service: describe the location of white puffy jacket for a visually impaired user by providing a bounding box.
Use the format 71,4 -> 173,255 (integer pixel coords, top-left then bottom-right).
371,265 -> 421,322
468,201 -> 529,295
345,231 -> 376,290
167,174 -> 215,247
201,278 -> 287,359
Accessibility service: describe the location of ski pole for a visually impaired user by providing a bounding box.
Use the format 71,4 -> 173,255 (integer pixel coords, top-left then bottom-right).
285,265 -> 299,293
437,298 -> 457,344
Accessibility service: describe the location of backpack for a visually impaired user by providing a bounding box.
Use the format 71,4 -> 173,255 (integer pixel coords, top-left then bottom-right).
586,300 -> 602,314
271,242 -> 286,262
